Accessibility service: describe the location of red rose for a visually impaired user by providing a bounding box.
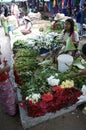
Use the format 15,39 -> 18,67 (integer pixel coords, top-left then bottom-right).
52,86 -> 63,92
28,101 -> 47,117
46,101 -> 56,112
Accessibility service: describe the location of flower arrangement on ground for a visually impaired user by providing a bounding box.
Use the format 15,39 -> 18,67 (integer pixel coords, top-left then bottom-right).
13,32 -> 86,118
20,83 -> 81,117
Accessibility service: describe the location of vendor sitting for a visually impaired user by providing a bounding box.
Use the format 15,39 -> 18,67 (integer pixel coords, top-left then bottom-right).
59,18 -> 79,56
21,16 -> 32,35
52,13 -> 65,30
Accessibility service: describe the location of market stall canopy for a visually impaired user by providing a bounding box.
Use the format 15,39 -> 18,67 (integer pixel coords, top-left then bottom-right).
0,0 -> 27,3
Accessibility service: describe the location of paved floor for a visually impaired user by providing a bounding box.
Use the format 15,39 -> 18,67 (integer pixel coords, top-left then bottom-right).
0,27 -> 86,130
0,105 -> 86,130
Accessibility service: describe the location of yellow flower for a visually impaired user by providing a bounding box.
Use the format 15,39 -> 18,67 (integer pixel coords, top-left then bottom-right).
61,80 -> 74,88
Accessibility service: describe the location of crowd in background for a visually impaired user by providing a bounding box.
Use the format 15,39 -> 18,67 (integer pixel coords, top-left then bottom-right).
0,0 -> 86,37
0,1 -> 19,36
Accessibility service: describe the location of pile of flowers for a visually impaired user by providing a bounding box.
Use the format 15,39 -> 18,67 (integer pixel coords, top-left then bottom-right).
13,32 -> 86,118
20,79 -> 82,117
28,32 -> 60,50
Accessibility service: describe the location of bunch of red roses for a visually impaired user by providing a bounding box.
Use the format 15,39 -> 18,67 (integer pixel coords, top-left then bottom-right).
20,86 -> 82,117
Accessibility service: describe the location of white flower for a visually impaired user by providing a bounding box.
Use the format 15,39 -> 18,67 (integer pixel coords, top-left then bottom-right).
77,85 -> 86,103
78,95 -> 86,102
55,73 -> 58,77
28,93 -> 41,103
30,32 -> 57,50
47,75 -> 60,86
47,75 -> 54,81
28,40 -> 35,47
25,96 -> 29,100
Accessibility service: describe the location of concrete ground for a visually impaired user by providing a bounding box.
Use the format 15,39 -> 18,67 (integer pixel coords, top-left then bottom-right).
0,27 -> 86,130
0,105 -> 86,130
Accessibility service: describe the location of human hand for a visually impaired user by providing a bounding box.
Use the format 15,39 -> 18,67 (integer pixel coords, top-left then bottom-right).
69,73 -> 79,78
59,40 -> 66,45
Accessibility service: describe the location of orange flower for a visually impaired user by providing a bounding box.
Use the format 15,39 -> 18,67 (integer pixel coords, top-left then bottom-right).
52,86 -> 63,92
42,92 -> 53,102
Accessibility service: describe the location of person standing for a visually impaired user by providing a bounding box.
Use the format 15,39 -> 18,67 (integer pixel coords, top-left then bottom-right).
7,13 -> 18,39
11,1 -> 20,26
76,3 -> 86,36
81,3 -> 86,24
0,10 -> 8,36
0,49 -> 17,116
4,5 -> 9,17
79,0 -> 86,9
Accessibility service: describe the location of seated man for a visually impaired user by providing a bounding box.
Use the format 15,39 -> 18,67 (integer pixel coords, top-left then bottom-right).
21,16 -> 32,35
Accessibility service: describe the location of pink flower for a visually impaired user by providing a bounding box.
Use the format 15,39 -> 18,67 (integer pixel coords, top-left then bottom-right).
19,102 -> 27,110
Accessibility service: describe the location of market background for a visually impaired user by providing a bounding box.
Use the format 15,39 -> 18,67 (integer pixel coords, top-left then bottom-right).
0,21 -> 86,130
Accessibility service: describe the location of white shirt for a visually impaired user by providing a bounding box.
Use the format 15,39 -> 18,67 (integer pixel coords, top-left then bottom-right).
8,15 -> 18,28
59,30 -> 79,42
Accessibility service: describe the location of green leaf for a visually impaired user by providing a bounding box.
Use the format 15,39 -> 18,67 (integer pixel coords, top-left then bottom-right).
58,45 -> 65,54
73,58 -> 85,69
81,58 -> 86,64
65,37 -> 76,51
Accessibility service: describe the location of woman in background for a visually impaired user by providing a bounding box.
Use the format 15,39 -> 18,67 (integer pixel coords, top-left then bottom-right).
11,1 -> 20,26
59,18 -> 79,46
0,10 -> 8,36
21,16 -> 32,35
7,13 -> 18,39
59,18 -> 79,56
0,50 -> 17,116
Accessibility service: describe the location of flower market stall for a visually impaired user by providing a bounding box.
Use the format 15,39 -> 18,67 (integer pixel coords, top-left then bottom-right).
12,19 -> 86,129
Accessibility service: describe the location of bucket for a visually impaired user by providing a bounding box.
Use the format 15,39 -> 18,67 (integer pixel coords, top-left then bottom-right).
57,54 -> 73,73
